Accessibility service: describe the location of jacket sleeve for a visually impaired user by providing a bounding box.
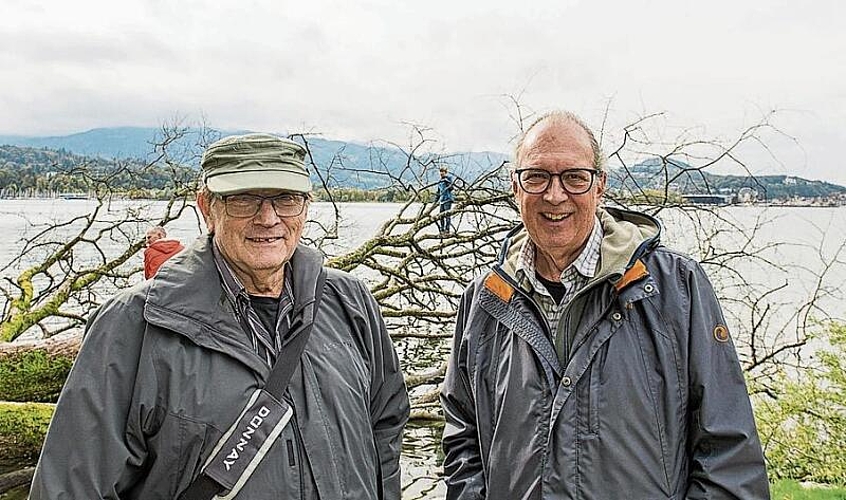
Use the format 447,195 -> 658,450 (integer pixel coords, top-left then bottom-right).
358,281 -> 410,500
29,293 -> 150,499
684,261 -> 771,499
440,285 -> 486,500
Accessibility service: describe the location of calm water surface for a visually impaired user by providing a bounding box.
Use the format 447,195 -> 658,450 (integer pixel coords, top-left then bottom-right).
2,200 -> 845,499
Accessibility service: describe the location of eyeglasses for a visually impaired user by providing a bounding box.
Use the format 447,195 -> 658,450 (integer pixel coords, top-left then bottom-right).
219,193 -> 307,218
514,168 -> 602,195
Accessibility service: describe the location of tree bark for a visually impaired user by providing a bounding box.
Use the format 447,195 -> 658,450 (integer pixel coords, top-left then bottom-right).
0,466 -> 34,495
0,332 -> 80,403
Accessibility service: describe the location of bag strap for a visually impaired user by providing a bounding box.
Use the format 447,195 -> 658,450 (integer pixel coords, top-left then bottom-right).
264,270 -> 326,397
179,269 -> 328,500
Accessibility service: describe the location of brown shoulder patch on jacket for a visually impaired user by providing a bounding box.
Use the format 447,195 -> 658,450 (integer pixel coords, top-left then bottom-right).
615,259 -> 649,292
484,273 -> 514,303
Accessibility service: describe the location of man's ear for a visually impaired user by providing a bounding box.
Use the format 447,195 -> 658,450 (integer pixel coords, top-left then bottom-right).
595,171 -> 607,199
196,191 -> 215,234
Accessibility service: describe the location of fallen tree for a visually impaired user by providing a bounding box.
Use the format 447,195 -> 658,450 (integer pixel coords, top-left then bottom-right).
0,467 -> 35,495
1,112 -> 843,492
0,332 -> 80,403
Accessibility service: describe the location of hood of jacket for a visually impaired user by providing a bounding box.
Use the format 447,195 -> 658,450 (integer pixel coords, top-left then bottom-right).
147,238 -> 183,255
498,206 -> 661,287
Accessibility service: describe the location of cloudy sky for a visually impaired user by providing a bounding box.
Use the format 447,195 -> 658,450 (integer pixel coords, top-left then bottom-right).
2,0 -> 844,183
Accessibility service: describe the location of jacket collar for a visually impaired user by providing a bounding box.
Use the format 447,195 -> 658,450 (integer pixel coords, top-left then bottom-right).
143,235 -> 325,367
496,206 -> 662,288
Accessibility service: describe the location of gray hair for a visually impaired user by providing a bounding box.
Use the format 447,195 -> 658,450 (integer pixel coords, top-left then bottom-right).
514,110 -> 606,171
146,225 -> 166,238
199,185 -> 216,205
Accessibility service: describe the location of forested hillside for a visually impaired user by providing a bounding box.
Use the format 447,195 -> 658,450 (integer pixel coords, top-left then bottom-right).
1,139 -> 844,202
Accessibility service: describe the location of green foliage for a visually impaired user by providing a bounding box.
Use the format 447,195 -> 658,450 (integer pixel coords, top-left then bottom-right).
0,486 -> 28,500
757,323 -> 846,485
0,350 -> 74,402
0,145 -> 196,197
771,479 -> 846,499
616,188 -> 684,205
0,402 -> 53,466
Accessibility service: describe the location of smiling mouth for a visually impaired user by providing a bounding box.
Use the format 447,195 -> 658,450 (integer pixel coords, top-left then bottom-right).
247,237 -> 283,243
542,213 -> 571,222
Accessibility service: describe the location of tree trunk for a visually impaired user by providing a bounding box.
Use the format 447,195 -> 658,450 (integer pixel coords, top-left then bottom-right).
0,332 -> 80,402
0,402 -> 53,467
0,467 -> 34,495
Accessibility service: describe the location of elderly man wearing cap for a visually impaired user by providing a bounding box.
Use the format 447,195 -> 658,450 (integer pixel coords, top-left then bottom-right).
30,134 -> 410,500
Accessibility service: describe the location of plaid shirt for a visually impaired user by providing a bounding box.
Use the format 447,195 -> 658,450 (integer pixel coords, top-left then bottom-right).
212,242 -> 295,367
515,216 -> 604,335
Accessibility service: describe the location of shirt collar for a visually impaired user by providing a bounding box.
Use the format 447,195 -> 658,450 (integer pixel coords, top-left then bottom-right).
211,240 -> 248,302
516,215 -> 603,286
211,239 -> 292,302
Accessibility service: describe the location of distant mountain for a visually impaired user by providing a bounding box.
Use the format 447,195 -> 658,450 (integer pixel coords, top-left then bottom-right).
613,157 -> 846,201
0,127 -> 508,189
0,127 -> 168,160
2,129 -> 842,199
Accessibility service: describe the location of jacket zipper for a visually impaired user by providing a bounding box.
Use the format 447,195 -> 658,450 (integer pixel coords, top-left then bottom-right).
285,394 -> 305,498
558,281 -> 616,364
493,266 -> 614,373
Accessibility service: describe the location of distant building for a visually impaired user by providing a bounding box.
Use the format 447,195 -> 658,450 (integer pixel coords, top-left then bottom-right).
738,187 -> 758,203
681,194 -> 734,205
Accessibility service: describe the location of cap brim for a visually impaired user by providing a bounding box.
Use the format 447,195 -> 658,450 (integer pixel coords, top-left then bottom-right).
205,170 -> 312,195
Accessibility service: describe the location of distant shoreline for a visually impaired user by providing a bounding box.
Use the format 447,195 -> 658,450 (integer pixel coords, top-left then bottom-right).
0,195 -> 843,209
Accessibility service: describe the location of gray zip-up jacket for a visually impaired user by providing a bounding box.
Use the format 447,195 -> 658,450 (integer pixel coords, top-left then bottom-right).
441,207 -> 769,500
30,237 -> 409,499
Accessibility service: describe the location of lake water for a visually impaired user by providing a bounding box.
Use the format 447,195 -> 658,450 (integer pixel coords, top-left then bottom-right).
2,199 -> 845,499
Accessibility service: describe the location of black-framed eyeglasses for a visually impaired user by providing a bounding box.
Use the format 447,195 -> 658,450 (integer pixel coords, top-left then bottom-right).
218,193 -> 307,218
514,168 -> 602,195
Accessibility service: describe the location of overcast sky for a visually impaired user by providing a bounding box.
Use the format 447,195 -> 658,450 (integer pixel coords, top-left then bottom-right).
2,0 -> 844,184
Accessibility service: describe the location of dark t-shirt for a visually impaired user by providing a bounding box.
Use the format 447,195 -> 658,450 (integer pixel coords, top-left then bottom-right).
249,295 -> 280,333
535,272 -> 566,304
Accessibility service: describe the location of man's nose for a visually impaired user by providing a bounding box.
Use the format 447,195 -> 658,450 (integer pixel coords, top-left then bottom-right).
254,199 -> 281,224
543,175 -> 570,203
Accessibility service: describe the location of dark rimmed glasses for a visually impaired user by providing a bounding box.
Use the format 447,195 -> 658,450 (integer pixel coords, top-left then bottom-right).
514,168 -> 602,195
219,193 -> 308,218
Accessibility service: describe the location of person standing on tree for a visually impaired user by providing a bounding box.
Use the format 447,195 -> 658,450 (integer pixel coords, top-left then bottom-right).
437,166 -> 455,235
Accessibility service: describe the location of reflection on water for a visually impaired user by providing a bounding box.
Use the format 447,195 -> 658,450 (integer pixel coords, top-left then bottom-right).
402,422 -> 446,500
396,335 -> 451,498
396,336 -> 451,373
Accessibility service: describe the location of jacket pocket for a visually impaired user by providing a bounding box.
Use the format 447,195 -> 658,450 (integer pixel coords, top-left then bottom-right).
576,341 -> 607,439
154,412 -> 215,499
587,342 -> 609,435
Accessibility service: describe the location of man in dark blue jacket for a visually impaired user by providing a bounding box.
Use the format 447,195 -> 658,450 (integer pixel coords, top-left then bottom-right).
437,166 -> 455,235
